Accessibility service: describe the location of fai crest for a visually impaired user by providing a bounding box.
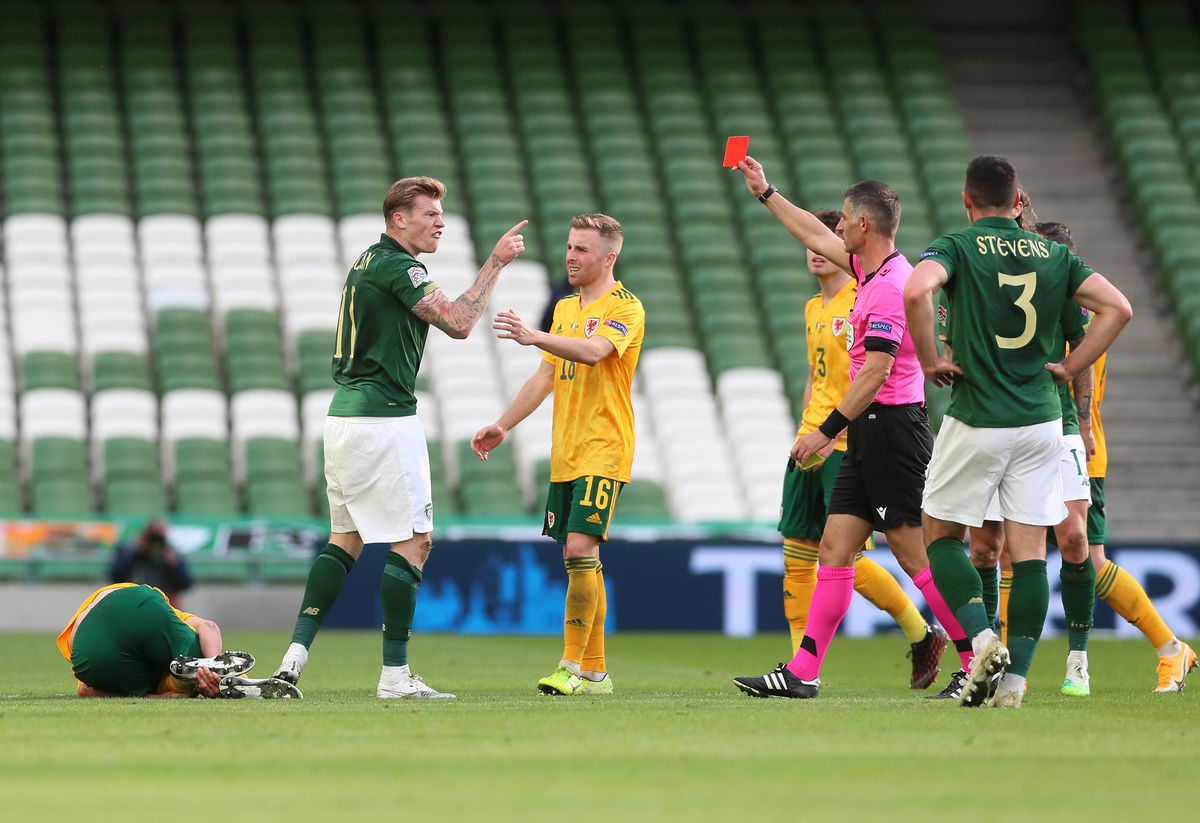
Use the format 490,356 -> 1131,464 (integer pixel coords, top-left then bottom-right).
584,317 -> 600,338
831,317 -> 847,337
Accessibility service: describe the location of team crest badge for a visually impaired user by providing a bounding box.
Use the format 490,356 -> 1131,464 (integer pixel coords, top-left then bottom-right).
831,317 -> 846,337
547,511 -> 556,528
584,317 -> 600,338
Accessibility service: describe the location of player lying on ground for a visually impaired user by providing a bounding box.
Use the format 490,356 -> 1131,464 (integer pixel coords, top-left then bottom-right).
730,158 -> 970,700
907,155 -> 1132,708
473,214 -> 644,696
778,208 -> 948,689
58,582 -> 300,699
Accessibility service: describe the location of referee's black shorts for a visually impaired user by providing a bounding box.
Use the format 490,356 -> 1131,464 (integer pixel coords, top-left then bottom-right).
828,402 -> 933,532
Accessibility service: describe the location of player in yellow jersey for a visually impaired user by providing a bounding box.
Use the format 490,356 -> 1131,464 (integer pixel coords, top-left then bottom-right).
780,210 -> 948,689
472,213 -> 644,696
1084,334 -> 1196,692
57,582 -> 298,698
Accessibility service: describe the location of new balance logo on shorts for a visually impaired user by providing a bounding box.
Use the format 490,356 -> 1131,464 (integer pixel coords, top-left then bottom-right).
586,512 -> 603,525
302,607 -> 320,616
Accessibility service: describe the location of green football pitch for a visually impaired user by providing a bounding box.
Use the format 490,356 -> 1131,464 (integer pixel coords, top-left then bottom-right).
2,632 -> 1195,822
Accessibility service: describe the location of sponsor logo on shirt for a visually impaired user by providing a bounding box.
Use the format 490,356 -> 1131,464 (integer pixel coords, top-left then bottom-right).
585,317 -> 600,337
603,318 -> 628,335
867,320 -> 893,334
831,317 -> 846,337
407,265 -> 431,287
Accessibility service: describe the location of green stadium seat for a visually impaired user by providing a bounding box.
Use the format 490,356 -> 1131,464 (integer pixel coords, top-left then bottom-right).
92,352 -> 152,392
103,437 -> 159,479
247,478 -> 311,517
32,477 -> 93,517
174,479 -> 238,517
104,479 -> 167,516
22,351 -> 80,391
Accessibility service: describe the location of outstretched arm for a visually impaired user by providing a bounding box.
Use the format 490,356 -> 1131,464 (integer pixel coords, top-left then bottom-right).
493,310 -> 616,366
412,221 -> 528,339
471,361 -> 555,460
735,156 -> 851,272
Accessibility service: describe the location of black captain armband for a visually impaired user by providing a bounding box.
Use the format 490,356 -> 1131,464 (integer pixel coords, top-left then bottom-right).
818,408 -> 850,439
758,185 -> 778,204
864,336 -> 900,356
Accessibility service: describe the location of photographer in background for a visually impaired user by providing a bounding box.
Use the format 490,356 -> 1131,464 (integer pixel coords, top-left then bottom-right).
110,521 -> 193,607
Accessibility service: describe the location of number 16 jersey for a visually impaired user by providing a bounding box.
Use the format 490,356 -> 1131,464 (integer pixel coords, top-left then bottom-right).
920,215 -> 1093,428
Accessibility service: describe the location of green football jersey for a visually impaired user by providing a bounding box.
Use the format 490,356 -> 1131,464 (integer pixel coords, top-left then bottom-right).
327,234 -> 441,417
1055,301 -> 1088,435
920,216 -> 1093,428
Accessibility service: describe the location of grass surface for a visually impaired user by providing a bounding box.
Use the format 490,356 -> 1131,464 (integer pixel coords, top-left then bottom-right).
1,632 -> 1196,822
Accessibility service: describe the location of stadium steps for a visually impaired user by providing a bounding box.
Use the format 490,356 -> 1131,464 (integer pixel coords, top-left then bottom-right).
939,27 -> 1200,541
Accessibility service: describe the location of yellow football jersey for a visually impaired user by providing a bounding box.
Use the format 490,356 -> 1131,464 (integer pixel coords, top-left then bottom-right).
798,279 -> 857,450
1087,351 -> 1107,478
542,281 -> 645,483
56,583 -> 196,660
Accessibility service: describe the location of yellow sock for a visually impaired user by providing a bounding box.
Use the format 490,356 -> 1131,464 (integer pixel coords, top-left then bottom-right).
783,540 -> 819,654
562,557 -> 600,665
1096,560 -> 1174,650
581,564 -> 607,674
998,569 -> 1012,646
852,552 -> 927,644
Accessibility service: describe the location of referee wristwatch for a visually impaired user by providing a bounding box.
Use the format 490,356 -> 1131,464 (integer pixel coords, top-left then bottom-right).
758,185 -> 777,204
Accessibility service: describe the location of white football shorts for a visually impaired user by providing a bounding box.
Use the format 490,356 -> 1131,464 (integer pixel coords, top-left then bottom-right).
323,415 -> 434,543
981,431 -> 1091,521
924,416 -> 1066,528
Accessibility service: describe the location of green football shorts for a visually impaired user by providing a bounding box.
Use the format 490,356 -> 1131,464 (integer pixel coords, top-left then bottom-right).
543,475 -> 624,545
778,450 -> 846,543
70,585 -> 201,696
1087,477 -> 1107,546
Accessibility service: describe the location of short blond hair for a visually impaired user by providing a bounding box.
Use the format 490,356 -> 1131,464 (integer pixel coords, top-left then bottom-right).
570,213 -> 623,254
383,176 -> 446,220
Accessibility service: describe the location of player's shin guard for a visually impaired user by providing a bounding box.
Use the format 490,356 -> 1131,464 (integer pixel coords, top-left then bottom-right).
998,569 -> 1013,643
782,541 -> 818,654
854,552 -> 927,644
913,565 -> 971,669
1059,559 -> 1095,652
1096,560 -> 1174,650
581,564 -> 607,675
291,543 -> 356,648
563,557 -> 600,667
381,552 -> 422,666
786,566 -> 854,681
975,564 -> 999,628
926,537 -> 991,639
1006,560 -> 1049,678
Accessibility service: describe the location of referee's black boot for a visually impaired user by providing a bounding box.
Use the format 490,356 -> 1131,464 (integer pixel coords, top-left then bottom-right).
733,663 -> 820,699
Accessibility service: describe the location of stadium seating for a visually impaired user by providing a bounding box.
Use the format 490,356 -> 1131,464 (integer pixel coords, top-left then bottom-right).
0,1 -> 991,525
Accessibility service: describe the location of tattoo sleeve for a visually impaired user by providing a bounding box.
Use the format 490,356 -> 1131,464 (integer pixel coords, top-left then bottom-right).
412,253 -> 506,338
1073,360 -> 1093,423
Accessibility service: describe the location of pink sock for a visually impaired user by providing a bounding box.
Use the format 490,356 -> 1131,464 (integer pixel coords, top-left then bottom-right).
786,565 -> 855,680
912,566 -> 973,670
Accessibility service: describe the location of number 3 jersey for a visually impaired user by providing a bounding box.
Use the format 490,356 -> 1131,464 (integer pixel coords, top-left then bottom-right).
542,282 -> 645,483
799,279 -> 856,451
328,234 -> 440,418
920,215 -> 1093,428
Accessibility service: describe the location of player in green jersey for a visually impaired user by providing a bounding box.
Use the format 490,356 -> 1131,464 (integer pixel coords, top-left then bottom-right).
273,176 -> 528,698
904,156 -> 1132,708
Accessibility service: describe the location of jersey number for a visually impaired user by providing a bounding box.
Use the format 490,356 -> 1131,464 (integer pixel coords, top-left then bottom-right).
995,272 -> 1037,350
559,360 -> 576,381
816,347 -> 826,378
334,285 -> 358,359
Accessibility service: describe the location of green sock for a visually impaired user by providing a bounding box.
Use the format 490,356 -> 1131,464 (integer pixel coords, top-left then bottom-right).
381,552 -> 422,667
974,563 -> 999,627
291,544 -> 355,648
927,537 -> 990,637
1006,559 -> 1049,677
1059,559 -> 1095,652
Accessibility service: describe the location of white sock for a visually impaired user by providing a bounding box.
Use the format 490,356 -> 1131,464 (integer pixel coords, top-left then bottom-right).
997,672 -> 1026,695
971,628 -> 997,658
559,659 -> 581,676
284,642 -> 308,663
580,670 -> 607,682
1067,650 -> 1089,676
1156,638 -> 1182,658
381,664 -> 411,680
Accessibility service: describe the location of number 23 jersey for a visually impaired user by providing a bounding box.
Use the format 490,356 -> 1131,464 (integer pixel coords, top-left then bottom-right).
542,282 -> 645,483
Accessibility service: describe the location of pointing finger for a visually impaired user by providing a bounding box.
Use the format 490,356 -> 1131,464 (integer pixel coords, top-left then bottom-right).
505,220 -> 529,236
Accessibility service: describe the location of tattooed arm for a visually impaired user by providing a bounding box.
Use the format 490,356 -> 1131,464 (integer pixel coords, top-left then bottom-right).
412,220 -> 528,339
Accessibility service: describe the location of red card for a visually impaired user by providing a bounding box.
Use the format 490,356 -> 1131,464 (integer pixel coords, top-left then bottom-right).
722,136 -> 749,167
